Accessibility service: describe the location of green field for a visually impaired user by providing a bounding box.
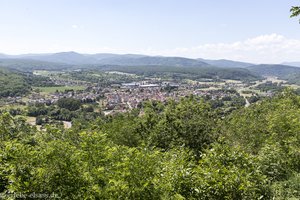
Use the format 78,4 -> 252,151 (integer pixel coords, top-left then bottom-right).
33,70 -> 65,76
33,86 -> 86,93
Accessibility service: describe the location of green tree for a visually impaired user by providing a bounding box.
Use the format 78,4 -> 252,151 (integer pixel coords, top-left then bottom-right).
149,97 -> 218,157
193,143 -> 271,199
221,90 -> 300,199
57,98 -> 81,111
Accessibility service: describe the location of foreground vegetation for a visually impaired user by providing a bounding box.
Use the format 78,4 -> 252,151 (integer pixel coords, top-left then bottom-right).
0,89 -> 299,199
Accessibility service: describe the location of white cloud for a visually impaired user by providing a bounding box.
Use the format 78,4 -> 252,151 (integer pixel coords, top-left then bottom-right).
71,25 -> 78,29
143,34 -> 300,64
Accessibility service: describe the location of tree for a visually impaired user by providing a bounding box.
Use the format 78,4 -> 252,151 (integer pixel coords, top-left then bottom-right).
291,5 -> 300,22
36,116 -> 44,125
57,98 -> 81,111
193,143 -> 271,199
149,97 -> 218,157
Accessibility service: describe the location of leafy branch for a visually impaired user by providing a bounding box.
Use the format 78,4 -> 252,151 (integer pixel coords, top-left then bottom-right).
290,6 -> 300,22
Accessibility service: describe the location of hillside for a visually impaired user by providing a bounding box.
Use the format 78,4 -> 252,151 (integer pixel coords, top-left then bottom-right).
283,73 -> 300,85
199,58 -> 254,68
282,62 -> 300,67
0,58 -> 72,71
22,52 -> 254,68
247,64 -> 300,77
16,52 -> 212,67
0,53 -> 8,59
99,65 -> 261,81
0,52 -> 262,81
26,51 -> 100,65
247,64 -> 300,85
96,56 -> 211,67
88,53 -> 146,61
0,67 -> 30,97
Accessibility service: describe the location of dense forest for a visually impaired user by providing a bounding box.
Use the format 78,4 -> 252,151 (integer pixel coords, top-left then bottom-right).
0,59 -> 72,71
0,67 -> 58,98
0,68 -> 30,97
0,89 -> 299,199
97,65 -> 261,81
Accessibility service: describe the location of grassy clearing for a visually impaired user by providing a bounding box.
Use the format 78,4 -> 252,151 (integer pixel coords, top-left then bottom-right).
33,70 -> 65,76
224,79 -> 242,84
33,86 -> 86,93
106,71 -> 137,76
26,116 -> 36,126
0,103 -> 27,110
4,104 -> 27,109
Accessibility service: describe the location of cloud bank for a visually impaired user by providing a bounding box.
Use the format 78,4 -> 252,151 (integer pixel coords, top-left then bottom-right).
144,34 -> 300,64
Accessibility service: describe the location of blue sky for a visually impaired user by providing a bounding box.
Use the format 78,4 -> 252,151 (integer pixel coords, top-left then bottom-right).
0,0 -> 299,63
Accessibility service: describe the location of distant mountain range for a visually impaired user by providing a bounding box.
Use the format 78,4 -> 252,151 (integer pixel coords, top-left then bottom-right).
1,51 -> 300,83
0,52 -> 254,68
282,62 -> 300,68
198,58 -> 254,68
0,51 -> 299,69
0,51 -> 300,68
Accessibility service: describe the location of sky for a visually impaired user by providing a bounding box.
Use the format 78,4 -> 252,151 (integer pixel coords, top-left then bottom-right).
0,0 -> 299,63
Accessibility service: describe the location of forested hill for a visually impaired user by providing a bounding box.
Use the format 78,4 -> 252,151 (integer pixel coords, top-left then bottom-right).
0,52 -> 255,68
0,52 -> 212,67
247,64 -> 300,77
0,67 -> 30,97
0,67 -> 57,98
95,56 -> 211,67
0,58 -> 71,71
3,52 -> 253,68
99,65 -> 261,81
247,64 -> 300,84
198,58 -> 254,68
0,55 -> 262,81
282,62 -> 300,67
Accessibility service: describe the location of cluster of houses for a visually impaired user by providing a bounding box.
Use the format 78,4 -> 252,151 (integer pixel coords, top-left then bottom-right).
103,81 -> 243,113
0,96 -> 24,106
1,78 -> 260,114
105,87 -> 178,111
27,90 -> 100,105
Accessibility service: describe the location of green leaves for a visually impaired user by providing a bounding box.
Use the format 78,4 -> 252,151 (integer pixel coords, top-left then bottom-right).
291,6 -> 300,23
194,143 -> 270,199
221,91 -> 300,199
1,90 -> 300,199
291,6 -> 300,17
148,97 -> 217,156
57,98 -> 82,111
0,67 -> 31,98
